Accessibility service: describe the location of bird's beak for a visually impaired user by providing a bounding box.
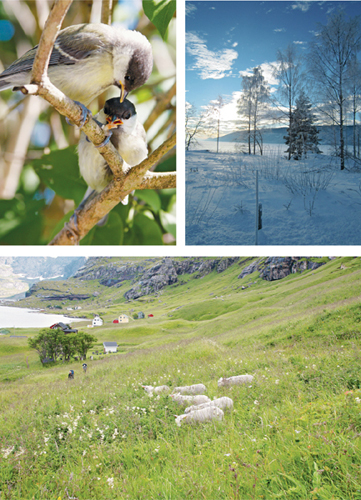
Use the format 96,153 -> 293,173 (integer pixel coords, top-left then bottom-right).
119,81 -> 128,103
105,115 -> 123,130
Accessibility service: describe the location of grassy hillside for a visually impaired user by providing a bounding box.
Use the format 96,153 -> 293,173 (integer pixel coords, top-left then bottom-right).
0,257 -> 361,499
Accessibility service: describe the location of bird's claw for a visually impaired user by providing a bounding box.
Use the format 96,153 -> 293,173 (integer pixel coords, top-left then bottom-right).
95,131 -> 113,148
66,101 -> 91,128
64,213 -> 80,245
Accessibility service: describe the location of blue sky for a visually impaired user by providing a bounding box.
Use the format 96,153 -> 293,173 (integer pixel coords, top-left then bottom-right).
186,1 -> 361,132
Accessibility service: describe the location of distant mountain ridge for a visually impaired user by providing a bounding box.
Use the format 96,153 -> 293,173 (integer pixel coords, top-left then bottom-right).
0,257 -> 86,299
212,125 -> 358,146
19,257 -> 327,307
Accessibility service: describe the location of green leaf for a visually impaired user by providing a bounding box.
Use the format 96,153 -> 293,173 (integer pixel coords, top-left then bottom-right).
0,197 -> 45,245
159,189 -> 176,212
143,0 -> 176,40
31,146 -> 86,205
154,152 -> 176,172
160,209 -> 176,238
134,189 -> 161,213
125,213 -> 163,245
81,212 -> 124,245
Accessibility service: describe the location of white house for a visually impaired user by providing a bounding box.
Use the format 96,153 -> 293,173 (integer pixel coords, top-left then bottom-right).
103,341 -> 117,353
118,314 -> 129,323
92,315 -> 103,327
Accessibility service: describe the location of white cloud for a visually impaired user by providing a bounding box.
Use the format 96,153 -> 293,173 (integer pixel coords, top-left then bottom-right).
186,32 -> 238,80
186,3 -> 197,16
291,1 -> 311,12
274,28 -> 285,33
232,42 -> 238,48
293,40 -> 306,45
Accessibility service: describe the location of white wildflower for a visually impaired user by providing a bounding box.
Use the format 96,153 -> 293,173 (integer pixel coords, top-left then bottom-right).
2,446 -> 14,458
275,380 -> 280,385
107,477 -> 114,489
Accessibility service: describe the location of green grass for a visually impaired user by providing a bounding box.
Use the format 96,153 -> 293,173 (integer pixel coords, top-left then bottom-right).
1,257 -> 361,498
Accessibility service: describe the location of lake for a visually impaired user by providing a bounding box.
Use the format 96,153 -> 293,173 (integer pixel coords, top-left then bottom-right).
0,306 -> 84,329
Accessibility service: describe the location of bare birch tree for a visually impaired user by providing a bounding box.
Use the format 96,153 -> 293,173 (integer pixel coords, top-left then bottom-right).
273,44 -> 303,160
238,67 -> 270,155
308,11 -> 361,170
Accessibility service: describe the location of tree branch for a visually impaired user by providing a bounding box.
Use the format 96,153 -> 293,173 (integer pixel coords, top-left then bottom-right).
143,81 -> 176,132
101,0 -> 113,24
139,171 -> 176,190
31,0 -> 73,84
48,134 -> 176,245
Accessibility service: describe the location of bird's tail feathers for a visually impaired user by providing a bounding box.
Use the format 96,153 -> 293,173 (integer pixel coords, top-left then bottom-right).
0,78 -> 14,91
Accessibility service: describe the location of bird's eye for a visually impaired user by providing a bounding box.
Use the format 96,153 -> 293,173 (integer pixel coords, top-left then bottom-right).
124,112 -> 131,120
125,75 -> 131,81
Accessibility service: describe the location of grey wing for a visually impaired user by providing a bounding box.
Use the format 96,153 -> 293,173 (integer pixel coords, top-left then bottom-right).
0,24 -> 109,78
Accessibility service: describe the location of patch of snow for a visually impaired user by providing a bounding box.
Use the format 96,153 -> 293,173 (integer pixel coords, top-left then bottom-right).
186,142 -> 361,245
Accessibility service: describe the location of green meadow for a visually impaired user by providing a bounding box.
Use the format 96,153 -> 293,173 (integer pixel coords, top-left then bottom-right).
1,257 -> 361,499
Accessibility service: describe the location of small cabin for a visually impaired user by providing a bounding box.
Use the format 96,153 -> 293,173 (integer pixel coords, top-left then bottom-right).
118,314 -> 129,323
92,315 -> 103,327
137,312 -> 145,319
103,341 -> 117,353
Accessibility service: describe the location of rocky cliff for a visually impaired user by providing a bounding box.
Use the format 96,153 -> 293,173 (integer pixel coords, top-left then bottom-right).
239,257 -> 326,281
16,257 -> 327,304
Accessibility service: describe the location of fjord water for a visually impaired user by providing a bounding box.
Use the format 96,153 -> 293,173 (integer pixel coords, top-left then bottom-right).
0,305 -> 83,328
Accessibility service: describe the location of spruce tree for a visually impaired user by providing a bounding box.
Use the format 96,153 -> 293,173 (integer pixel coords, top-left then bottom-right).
284,91 -> 322,160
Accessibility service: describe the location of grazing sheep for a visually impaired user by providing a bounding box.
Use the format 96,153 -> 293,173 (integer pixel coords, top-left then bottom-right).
172,383 -> 207,395
175,406 -> 224,427
142,385 -> 170,395
218,374 -> 254,387
170,394 -> 210,406
184,396 -> 233,414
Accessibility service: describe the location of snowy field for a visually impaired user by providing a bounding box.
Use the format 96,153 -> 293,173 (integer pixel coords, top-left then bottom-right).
186,141 -> 361,245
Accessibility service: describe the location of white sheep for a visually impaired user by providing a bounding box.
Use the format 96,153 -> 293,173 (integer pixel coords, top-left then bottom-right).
175,406 -> 224,427
184,396 -> 233,414
172,383 -> 207,395
142,385 -> 170,395
217,374 -> 254,387
170,394 -> 210,406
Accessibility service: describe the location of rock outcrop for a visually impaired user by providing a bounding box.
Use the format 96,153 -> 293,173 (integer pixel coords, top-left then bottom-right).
238,257 -> 325,282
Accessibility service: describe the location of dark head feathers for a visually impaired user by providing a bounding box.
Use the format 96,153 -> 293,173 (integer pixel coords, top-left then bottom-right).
104,98 -> 136,120
125,44 -> 153,93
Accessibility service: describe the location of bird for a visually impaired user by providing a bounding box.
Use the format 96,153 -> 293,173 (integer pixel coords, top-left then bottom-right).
77,97 -> 148,208
0,23 -> 153,108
